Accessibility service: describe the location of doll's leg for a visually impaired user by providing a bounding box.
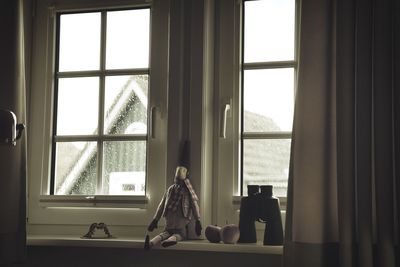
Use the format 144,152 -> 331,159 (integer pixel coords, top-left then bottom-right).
161,233 -> 183,247
146,231 -> 171,250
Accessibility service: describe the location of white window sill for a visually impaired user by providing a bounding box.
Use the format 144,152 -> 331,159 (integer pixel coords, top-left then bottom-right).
27,235 -> 283,255
38,195 -> 149,208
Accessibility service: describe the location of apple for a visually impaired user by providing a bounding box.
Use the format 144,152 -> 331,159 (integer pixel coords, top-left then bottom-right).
205,225 -> 222,243
220,224 -> 240,244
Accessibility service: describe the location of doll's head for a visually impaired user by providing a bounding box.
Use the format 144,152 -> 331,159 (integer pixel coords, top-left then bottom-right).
174,166 -> 188,182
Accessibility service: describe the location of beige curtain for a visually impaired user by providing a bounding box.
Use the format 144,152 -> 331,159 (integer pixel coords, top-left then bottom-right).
284,0 -> 400,266
0,0 -> 29,265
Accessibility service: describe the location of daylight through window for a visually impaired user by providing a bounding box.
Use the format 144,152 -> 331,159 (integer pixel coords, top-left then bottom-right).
241,0 -> 296,197
51,8 -> 150,196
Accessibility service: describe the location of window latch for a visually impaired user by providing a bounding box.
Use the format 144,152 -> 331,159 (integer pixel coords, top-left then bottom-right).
220,100 -> 231,139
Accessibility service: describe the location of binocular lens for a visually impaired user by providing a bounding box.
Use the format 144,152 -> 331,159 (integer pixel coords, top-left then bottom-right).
247,185 -> 260,196
260,185 -> 273,197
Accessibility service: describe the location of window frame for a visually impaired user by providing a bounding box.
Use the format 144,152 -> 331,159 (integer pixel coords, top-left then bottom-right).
28,0 -> 170,229
50,7 -> 150,196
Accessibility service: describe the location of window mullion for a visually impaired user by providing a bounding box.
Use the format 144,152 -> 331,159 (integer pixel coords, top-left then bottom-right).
56,68 -> 150,79
54,135 -> 147,142
97,11 -> 107,195
99,11 -> 107,136
242,132 -> 292,139
243,61 -> 296,70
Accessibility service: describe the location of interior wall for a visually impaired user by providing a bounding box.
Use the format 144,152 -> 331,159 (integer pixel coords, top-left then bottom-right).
26,246 -> 282,267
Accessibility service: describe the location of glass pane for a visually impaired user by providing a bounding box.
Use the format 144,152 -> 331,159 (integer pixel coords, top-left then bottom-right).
104,75 -> 148,135
243,139 -> 290,197
54,142 -> 97,195
56,77 -> 99,135
244,0 -> 295,63
58,13 -> 101,71
106,9 -> 150,69
243,68 -> 294,132
102,141 -> 146,195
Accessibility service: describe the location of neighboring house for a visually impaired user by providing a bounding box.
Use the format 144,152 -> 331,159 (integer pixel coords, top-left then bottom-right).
55,76 -> 148,195
243,111 -> 290,196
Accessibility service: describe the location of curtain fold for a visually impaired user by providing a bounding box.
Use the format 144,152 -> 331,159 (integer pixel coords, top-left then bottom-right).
0,0 -> 28,265
284,0 -> 399,266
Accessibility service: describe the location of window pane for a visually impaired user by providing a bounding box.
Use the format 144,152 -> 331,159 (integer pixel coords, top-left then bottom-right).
102,141 -> 146,195
58,13 -> 101,71
243,68 -> 294,132
54,142 -> 97,195
104,75 -> 148,135
244,0 -> 295,63
106,9 -> 150,69
56,77 -> 99,135
243,139 -> 290,197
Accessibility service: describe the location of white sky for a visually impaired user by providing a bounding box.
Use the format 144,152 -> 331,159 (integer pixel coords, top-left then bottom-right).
244,69 -> 294,131
244,0 -> 295,131
106,10 -> 150,69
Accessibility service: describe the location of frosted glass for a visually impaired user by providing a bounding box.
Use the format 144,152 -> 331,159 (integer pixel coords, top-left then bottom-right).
104,75 -> 148,135
102,141 -> 146,195
54,142 -> 97,195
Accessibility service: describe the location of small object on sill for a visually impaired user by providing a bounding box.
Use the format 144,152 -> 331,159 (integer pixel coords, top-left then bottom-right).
205,224 -> 240,244
81,222 -> 115,239
205,225 -> 222,243
238,185 -> 283,246
220,224 -> 240,244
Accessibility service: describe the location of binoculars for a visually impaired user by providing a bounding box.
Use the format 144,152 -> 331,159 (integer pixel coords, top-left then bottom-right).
238,185 -> 283,245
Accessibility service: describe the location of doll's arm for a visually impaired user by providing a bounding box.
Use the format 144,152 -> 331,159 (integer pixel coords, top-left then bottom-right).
148,191 -> 166,232
195,220 -> 202,236
155,191 -> 167,220
191,198 -> 202,236
148,218 -> 158,232
191,197 -> 200,221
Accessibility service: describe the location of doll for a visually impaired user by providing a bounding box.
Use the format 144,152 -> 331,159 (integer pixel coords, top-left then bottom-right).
144,166 -> 202,249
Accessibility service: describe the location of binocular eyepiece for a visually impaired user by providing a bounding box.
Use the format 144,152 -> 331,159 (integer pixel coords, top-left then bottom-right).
247,184 -> 273,197
238,185 -> 283,245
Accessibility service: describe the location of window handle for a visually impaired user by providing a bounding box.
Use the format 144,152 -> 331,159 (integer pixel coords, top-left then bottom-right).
150,106 -> 157,139
220,101 -> 231,138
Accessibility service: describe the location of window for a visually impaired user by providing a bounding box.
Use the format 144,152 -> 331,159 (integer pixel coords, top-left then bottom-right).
240,0 -> 296,197
213,0 -> 298,226
28,0 -> 170,229
51,9 -> 150,196
27,0 -> 293,238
